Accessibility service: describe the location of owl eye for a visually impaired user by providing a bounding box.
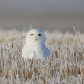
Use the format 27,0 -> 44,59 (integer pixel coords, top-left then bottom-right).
30,34 -> 34,36
38,34 -> 41,36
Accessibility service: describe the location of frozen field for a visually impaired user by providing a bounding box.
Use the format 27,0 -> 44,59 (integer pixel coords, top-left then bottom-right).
0,30 -> 84,84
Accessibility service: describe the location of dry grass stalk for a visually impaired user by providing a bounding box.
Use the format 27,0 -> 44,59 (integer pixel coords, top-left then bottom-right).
0,30 -> 84,84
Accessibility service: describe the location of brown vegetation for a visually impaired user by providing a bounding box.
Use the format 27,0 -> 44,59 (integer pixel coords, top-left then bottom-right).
0,30 -> 84,84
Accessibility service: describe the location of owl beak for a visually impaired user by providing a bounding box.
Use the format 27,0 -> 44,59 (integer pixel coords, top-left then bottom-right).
34,36 -> 37,41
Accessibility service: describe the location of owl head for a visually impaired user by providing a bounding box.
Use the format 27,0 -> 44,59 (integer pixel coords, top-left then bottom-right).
25,29 -> 46,45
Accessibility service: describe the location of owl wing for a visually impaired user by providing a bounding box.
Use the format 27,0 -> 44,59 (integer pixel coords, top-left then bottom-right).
42,45 -> 51,58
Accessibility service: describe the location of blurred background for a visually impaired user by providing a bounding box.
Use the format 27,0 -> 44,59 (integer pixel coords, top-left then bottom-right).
0,0 -> 84,33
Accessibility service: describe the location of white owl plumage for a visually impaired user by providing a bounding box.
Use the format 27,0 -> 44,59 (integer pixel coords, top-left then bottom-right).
22,29 -> 51,60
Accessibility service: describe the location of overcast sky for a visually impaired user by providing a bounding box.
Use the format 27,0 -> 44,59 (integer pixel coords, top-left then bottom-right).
0,0 -> 84,13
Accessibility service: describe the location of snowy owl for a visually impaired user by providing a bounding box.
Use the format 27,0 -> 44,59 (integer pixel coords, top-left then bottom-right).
22,29 -> 51,60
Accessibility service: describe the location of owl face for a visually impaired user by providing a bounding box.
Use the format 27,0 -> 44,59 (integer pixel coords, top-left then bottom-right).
25,29 -> 46,44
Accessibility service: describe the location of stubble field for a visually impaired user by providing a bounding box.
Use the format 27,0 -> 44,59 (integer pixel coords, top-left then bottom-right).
0,30 -> 84,84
